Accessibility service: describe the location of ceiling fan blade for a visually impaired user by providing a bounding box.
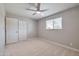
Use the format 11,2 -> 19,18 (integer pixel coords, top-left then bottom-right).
32,12 -> 37,15
39,9 -> 48,12
37,3 -> 40,11
26,9 -> 37,11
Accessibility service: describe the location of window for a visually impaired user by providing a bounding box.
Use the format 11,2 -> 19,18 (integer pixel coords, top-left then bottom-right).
46,17 -> 62,29
46,19 -> 53,29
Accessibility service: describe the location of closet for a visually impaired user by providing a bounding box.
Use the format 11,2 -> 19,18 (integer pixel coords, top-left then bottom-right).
6,17 -> 27,44
19,20 -> 27,41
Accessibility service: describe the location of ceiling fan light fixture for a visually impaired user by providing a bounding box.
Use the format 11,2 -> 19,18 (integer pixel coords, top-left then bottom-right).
36,11 -> 41,14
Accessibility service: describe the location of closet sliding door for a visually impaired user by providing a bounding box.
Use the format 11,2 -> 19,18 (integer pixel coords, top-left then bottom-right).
19,20 -> 27,41
6,17 -> 19,44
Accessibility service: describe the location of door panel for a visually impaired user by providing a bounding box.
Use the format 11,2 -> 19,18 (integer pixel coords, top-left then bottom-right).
6,17 -> 18,44
19,20 -> 27,41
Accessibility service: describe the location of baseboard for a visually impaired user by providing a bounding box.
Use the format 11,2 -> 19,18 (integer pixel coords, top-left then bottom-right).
40,38 -> 79,52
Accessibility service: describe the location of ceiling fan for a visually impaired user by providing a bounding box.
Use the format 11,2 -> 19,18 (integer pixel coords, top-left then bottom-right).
26,3 -> 47,15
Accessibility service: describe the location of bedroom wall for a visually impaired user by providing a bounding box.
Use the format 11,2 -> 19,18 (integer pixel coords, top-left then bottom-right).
0,4 -> 5,55
38,6 -> 79,50
6,13 -> 37,39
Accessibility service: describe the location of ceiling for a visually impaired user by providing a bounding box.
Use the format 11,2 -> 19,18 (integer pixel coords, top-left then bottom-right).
5,3 -> 79,20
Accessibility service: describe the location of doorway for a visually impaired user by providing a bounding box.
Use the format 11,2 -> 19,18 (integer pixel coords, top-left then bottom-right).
5,17 -> 28,44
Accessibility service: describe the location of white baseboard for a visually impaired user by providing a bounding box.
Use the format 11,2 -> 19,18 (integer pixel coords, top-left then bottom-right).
40,38 -> 79,52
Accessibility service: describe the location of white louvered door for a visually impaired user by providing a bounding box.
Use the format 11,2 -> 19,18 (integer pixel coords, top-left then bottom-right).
19,20 -> 27,41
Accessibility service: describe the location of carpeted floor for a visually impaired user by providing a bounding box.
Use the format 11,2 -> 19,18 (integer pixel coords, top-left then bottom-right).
4,38 -> 79,56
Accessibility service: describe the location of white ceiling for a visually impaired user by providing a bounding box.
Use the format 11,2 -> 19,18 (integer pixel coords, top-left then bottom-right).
5,3 -> 79,20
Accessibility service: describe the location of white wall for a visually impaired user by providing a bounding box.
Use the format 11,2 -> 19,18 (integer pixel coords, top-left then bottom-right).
6,13 -> 37,39
0,4 -> 5,55
38,6 -> 79,50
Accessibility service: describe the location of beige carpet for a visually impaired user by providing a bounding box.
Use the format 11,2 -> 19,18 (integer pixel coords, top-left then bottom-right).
4,38 -> 79,56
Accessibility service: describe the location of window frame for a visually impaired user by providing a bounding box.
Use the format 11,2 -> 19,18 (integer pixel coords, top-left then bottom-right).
46,17 -> 63,30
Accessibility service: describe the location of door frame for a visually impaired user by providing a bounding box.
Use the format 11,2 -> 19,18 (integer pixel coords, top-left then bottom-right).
5,17 -> 19,45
